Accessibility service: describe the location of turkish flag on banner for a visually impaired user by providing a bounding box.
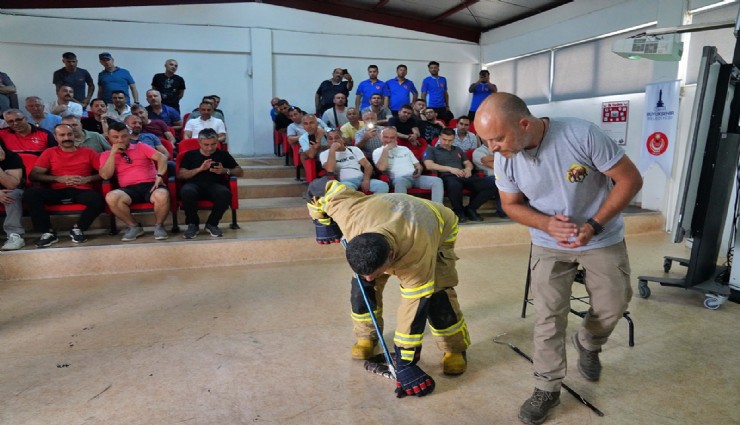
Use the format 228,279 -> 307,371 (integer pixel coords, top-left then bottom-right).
638,80 -> 680,176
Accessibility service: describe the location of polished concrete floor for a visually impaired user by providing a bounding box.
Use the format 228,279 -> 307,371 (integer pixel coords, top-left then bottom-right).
0,232 -> 737,425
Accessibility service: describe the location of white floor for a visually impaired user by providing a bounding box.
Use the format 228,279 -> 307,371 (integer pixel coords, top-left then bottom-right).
0,232 -> 738,425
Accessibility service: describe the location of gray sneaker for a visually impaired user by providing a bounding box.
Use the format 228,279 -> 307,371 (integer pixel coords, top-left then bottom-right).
2,233 -> 25,251
121,225 -> 145,242
183,224 -> 199,239
518,388 -> 560,425
153,224 -> 169,240
572,331 -> 601,381
204,223 -> 223,238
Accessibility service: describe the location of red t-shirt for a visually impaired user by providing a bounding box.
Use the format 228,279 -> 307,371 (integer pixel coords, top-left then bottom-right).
0,127 -> 57,155
36,146 -> 100,190
100,142 -> 158,187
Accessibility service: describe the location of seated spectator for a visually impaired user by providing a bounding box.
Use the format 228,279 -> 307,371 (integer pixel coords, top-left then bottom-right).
388,104 -> 421,146
145,89 -> 182,132
360,93 -> 392,126
177,128 -> 244,239
124,115 -> 170,159
0,144 -> 26,251
82,98 -> 116,135
184,102 -> 227,144
471,143 -> 505,218
423,128 -> 496,223
208,95 -> 225,121
26,123 -> 104,247
321,93 -> 349,128
107,90 -> 131,122
273,99 -> 292,133
48,85 -> 84,117
373,127 -> 443,203
24,96 -> 61,133
419,108 -> 445,142
0,70 -> 17,114
453,116 -> 479,151
319,129 -> 388,194
298,114 -> 329,162
340,107 -> 364,145
187,95 -> 225,123
0,109 -> 57,155
131,104 -> 176,146
287,107 -> 330,146
270,97 -> 280,122
99,122 -> 170,242
412,99 -> 427,121
61,115 -> 111,153
353,111 -> 383,159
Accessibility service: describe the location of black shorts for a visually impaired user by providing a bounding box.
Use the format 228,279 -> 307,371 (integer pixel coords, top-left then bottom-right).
118,182 -> 166,204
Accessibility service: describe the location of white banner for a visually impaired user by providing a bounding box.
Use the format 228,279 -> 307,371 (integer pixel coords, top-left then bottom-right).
638,80 -> 680,176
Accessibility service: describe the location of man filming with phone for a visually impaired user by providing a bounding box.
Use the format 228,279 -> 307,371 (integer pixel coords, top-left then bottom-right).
316,67 -> 353,116
177,128 -> 243,239
354,111 -> 383,159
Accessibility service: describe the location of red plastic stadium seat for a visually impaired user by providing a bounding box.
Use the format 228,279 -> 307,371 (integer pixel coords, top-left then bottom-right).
173,138 -> 239,231
102,163 -> 177,235
397,137 -> 428,163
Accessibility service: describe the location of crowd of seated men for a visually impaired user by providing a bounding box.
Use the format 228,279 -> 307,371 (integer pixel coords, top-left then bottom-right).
0,51 -> 243,250
271,61 -> 503,222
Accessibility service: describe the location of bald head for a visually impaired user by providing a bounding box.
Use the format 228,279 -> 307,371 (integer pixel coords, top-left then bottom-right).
475,92 -> 531,129
474,92 -> 542,158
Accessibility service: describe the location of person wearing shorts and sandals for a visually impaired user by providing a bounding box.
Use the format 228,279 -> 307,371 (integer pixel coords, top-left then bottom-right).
99,121 -> 170,242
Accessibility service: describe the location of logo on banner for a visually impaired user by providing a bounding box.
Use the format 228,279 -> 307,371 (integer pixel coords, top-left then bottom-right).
646,132 -> 668,156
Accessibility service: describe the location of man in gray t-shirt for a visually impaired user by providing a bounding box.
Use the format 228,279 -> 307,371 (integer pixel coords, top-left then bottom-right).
475,92 -> 643,425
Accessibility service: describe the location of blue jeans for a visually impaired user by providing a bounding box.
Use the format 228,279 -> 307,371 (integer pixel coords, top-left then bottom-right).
342,177 -> 389,194
392,175 -> 444,203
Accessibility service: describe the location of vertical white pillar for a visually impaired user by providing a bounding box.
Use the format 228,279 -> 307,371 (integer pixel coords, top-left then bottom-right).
250,28 -> 275,156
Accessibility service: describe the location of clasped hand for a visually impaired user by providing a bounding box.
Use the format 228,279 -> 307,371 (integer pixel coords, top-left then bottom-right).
546,214 -> 595,248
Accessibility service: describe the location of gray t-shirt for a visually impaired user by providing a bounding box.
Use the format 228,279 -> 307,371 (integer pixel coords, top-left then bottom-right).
494,117 -> 625,251
354,126 -> 384,154
321,108 -> 348,128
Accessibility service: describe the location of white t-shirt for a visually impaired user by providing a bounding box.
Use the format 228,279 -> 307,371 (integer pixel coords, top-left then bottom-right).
106,104 -> 131,122
372,145 -> 417,179
319,146 -> 365,181
185,116 -> 226,138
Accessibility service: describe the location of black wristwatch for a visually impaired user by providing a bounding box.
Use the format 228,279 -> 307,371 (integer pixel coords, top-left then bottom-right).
156,174 -> 165,178
587,218 -> 604,235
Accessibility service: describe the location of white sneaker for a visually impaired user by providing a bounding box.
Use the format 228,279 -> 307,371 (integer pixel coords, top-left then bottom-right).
2,233 -> 25,251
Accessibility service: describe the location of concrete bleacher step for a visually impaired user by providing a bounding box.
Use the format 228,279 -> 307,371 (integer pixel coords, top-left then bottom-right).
241,165 -> 295,179
236,156 -> 286,167
238,177 -> 306,198
2,212 -> 665,281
